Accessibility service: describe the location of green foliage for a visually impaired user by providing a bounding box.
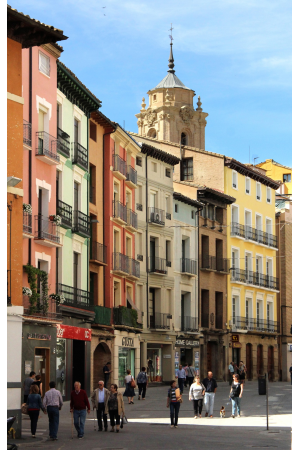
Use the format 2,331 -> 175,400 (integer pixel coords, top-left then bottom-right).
23,264 -> 49,315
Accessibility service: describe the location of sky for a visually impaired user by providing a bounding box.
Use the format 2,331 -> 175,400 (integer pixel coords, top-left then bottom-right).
10,0 -> 292,167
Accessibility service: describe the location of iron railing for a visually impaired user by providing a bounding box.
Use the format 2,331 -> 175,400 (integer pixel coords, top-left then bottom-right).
57,127 -> 70,158
231,268 -> 279,290
72,142 -> 88,170
90,241 -> 107,264
148,207 -> 165,226
36,131 -> 59,162
126,165 -> 137,185
148,256 -> 167,274
231,222 -> 278,248
112,154 -> 127,177
200,255 -> 230,273
23,211 -> 32,234
56,199 -> 72,229
57,283 -> 94,310
34,215 -> 60,243
113,306 -> 142,328
112,201 -> 127,222
136,203 -> 143,211
7,270 -> 11,305
23,297 -> 62,320
126,208 -> 138,229
181,258 -> 197,275
128,257 -> 140,278
113,252 -> 129,274
72,210 -> 90,238
150,313 -> 171,330
231,316 -> 279,333
23,119 -> 32,146
180,316 -> 198,332
201,313 -> 209,328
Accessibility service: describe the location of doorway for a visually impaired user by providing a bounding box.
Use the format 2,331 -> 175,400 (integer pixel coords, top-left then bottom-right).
267,346 -> 274,381
246,343 -> 253,380
232,347 -> 240,368
73,340 -> 85,388
180,348 -> 193,366
34,348 -> 50,392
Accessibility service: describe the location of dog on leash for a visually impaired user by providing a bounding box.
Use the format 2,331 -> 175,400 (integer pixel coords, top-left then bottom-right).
220,406 -> 226,418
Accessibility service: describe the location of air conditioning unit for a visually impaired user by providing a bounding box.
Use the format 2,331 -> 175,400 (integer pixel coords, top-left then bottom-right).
155,212 -> 162,223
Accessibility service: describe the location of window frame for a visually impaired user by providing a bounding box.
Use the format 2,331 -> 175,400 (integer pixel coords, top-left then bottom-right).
232,170 -> 238,190
181,157 -> 193,181
266,187 -> 271,204
245,177 -> 251,195
39,51 -> 50,77
256,182 -> 262,201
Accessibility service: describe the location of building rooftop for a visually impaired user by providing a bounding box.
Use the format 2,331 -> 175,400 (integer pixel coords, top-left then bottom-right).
256,159 -> 292,171
140,142 -> 180,166
197,186 -> 236,205
173,192 -> 203,209
225,157 -> 281,190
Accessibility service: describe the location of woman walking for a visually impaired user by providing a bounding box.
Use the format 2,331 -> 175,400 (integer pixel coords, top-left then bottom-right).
238,361 -> 246,385
167,380 -> 181,428
32,375 -> 43,397
137,367 -> 148,400
26,384 -> 45,438
105,384 -> 125,433
189,376 -> 205,418
123,369 -> 136,404
230,374 -> 243,418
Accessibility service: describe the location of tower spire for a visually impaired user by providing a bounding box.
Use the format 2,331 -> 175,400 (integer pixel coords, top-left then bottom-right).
168,23 -> 175,74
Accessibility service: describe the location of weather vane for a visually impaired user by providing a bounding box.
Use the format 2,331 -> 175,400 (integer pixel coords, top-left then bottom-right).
169,23 -> 174,42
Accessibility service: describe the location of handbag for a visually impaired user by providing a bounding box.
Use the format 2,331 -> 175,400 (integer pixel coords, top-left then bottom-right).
175,388 -> 183,403
130,376 -> 136,388
21,403 -> 28,415
122,415 -> 128,424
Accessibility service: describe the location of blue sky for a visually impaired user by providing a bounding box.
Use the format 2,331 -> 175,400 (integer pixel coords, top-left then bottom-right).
11,0 -> 292,166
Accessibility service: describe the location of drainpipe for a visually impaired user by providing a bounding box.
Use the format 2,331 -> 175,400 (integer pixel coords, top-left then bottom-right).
28,47 -> 32,265
146,154 -> 149,328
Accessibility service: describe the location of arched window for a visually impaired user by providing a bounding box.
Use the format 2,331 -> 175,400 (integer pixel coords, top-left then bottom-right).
148,129 -> 156,139
181,132 -> 187,145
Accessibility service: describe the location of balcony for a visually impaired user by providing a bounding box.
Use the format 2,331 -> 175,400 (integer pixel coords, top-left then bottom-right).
200,255 -> 230,273
112,154 -> 127,179
90,241 -> 107,265
23,212 -> 33,237
56,200 -> 72,229
231,316 -> 279,333
57,127 -> 70,158
94,305 -> 112,326
23,297 -> 62,321
126,208 -> 138,231
72,142 -> 88,171
112,201 -> 127,224
231,222 -> 278,248
113,306 -> 142,329
34,215 -> 61,247
181,258 -> 197,276
126,165 -> 137,188
201,313 -> 209,328
36,131 -> 60,165
148,207 -> 165,226
112,252 -> 129,276
180,316 -> 198,332
148,256 -> 167,275
150,312 -> 171,330
72,210 -> 90,238
231,268 -> 279,290
127,257 -> 140,280
57,283 -> 94,310
23,119 -> 31,147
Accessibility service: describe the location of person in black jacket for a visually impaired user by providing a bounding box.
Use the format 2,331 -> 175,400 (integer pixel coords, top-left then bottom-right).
229,373 -> 243,418
202,372 -> 218,417
27,384 -> 45,438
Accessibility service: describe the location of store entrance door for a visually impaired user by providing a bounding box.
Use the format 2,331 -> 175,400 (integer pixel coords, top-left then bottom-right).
34,348 -> 50,392
180,348 -> 193,366
73,340 -> 85,389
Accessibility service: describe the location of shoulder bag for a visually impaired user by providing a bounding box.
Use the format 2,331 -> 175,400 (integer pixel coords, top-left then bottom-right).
130,376 -> 136,388
175,388 -> 183,403
21,403 -> 28,415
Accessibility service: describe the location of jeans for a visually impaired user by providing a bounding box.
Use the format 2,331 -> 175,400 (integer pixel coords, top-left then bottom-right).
170,402 -> 180,426
178,378 -> 185,394
47,406 -> 59,439
73,409 -> 87,437
204,392 -> 215,416
138,383 -> 147,398
28,410 -> 39,436
193,399 -> 203,416
97,403 -> 107,430
231,397 -> 241,416
109,409 -> 120,427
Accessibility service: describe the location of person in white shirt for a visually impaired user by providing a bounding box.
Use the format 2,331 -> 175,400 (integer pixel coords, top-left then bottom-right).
189,376 -> 205,418
91,380 -> 109,431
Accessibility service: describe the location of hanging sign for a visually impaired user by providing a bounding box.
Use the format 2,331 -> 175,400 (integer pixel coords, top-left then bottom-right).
232,342 -> 242,348
232,335 -> 239,342
56,324 -> 91,341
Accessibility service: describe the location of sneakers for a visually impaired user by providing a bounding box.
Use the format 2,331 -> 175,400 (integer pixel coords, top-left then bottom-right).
194,415 -> 198,419
231,415 -> 235,418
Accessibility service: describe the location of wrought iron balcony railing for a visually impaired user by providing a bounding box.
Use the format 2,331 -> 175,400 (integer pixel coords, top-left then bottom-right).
23,119 -> 32,146
113,252 -> 129,274
72,142 -> 88,171
90,241 -> 107,264
113,306 -> 142,328
231,222 -> 278,248
57,127 -> 70,158
148,207 -> 165,226
23,297 -> 62,320
150,312 -> 171,330
126,165 -> 137,185
72,210 -> 90,238
113,154 -> 127,177
34,215 -> 60,243
36,131 -> 59,162
57,283 -> 94,310
231,268 -> 279,290
148,256 -> 167,274
180,316 -> 198,332
126,208 -> 138,229
23,211 -> 32,234
181,258 -> 197,275
231,316 -> 279,333
127,257 -> 140,278
112,201 -> 127,223
200,255 -> 230,273
56,199 -> 72,229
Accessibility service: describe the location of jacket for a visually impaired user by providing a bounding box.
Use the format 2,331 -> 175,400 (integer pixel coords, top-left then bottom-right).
137,371 -> 147,384
91,387 -> 110,410
27,393 -> 44,411
104,391 -> 125,416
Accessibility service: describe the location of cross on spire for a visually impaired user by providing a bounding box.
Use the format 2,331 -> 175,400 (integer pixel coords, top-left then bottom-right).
168,23 -> 175,74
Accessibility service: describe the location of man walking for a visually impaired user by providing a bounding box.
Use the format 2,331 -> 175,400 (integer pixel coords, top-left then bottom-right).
23,371 -> 36,403
175,365 -> 186,394
70,381 -> 90,439
43,381 -> 63,441
103,362 -> 112,388
228,361 -> 235,385
91,380 -> 109,431
202,371 -> 218,418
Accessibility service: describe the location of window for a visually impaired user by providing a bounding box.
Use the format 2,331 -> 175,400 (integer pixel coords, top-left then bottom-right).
232,171 -> 238,189
136,157 -> 142,167
256,182 -> 261,200
181,133 -> 187,146
153,94 -> 157,101
267,303 -> 270,323
246,299 -> 249,321
151,162 -> 157,172
73,252 -> 79,289
175,204 -> 178,213
39,51 -> 50,76
181,158 -> 193,181
266,187 -> 271,203
90,121 -> 97,142
191,210 -> 195,219
283,174 -> 291,182
245,177 -> 251,194
165,168 -> 171,178
57,103 -> 62,129
166,240 -> 171,266
74,119 -> 79,144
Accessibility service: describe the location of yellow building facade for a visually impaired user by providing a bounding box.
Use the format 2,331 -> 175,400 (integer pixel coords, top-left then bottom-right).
224,158 -> 280,381
256,159 -> 292,195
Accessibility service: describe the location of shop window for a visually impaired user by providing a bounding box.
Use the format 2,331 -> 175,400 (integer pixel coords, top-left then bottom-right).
118,347 -> 135,387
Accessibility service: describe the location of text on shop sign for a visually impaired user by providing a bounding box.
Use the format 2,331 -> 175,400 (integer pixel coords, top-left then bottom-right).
122,337 -> 134,347
176,339 -> 199,347
56,324 -> 91,341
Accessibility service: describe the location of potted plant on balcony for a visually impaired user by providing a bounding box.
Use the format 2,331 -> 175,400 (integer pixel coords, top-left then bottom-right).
49,214 -> 61,225
50,293 -> 65,305
23,203 -> 32,214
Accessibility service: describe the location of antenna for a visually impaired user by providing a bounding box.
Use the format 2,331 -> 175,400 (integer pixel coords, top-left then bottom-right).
254,156 -> 259,165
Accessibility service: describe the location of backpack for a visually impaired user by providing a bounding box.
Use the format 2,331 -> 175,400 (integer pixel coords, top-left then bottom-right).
137,371 -> 147,384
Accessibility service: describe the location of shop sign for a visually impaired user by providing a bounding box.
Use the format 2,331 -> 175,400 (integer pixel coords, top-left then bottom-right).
176,338 -> 199,347
232,334 -> 239,342
56,324 -> 91,341
122,337 -> 134,347
232,342 -> 242,348
27,333 -> 51,340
